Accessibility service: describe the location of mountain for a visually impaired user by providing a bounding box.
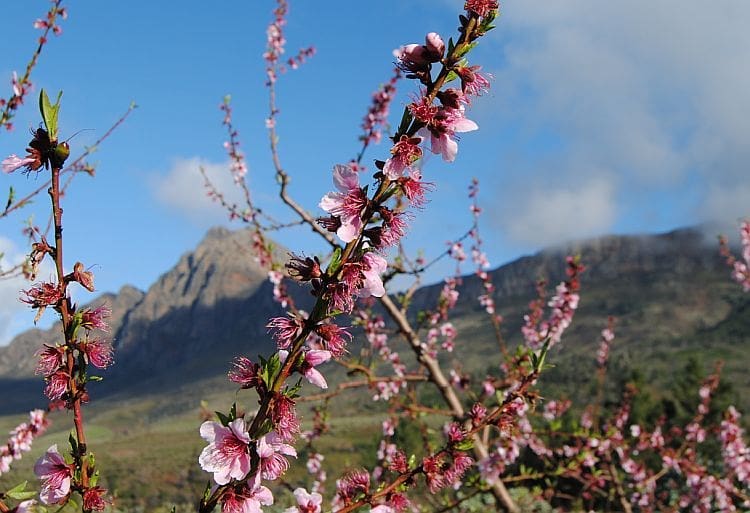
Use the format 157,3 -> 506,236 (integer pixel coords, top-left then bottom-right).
0,227 -> 300,412
407,227 -> 749,415
0,226 -> 747,415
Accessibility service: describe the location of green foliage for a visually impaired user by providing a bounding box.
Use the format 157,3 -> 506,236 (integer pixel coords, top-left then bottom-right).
39,89 -> 63,141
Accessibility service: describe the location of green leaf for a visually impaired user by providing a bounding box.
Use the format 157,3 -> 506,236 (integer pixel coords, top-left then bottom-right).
39,89 -> 63,141
68,432 -> 78,455
215,411 -> 230,426
7,490 -> 38,501
326,247 -> 343,276
202,481 -> 212,501
5,186 -> 14,211
88,375 -> 103,382
229,402 -> 237,421
396,108 -> 413,136
444,70 -> 459,84
453,439 -> 474,451
454,42 -> 477,60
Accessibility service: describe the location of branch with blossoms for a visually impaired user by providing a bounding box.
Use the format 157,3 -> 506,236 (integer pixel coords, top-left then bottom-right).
0,410 -> 49,513
0,0 -> 67,132
488,323 -> 750,513
191,2 -> 547,513
1,102 -> 136,285
2,91 -> 114,511
720,220 -> 750,292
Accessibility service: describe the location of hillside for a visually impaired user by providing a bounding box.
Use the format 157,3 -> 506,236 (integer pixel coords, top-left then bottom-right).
0,225 -> 748,510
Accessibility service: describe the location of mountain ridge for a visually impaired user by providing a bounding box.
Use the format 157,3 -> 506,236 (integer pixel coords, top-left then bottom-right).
0,225 -> 746,414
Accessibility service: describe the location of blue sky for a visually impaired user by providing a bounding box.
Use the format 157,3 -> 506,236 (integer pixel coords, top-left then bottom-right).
1,0 -> 748,344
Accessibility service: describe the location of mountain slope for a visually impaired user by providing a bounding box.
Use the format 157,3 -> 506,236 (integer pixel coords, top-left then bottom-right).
0,226 -> 747,415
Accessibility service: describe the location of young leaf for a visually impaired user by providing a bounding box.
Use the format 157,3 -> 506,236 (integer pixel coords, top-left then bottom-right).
39,89 -> 63,141
5,186 -> 14,211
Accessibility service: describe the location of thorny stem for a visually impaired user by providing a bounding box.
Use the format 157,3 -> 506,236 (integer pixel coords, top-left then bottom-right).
50,165 -> 89,490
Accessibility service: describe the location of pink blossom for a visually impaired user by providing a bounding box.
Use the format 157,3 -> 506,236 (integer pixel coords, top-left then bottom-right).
419,106 -> 478,162
257,431 -> 297,481
383,136 -> 422,180
228,356 -> 262,389
270,393 -> 300,442
267,315 -> 304,350
399,171 -> 432,207
456,65 -> 492,98
280,349 -> 331,389
393,44 -> 430,73
2,154 -> 36,173
198,419 -> 252,485
80,304 -> 111,332
337,469 -> 370,501
221,484 -> 274,513
44,371 -> 68,401
0,410 -> 48,477
359,252 -> 387,298
314,323 -> 351,358
464,0 -> 499,18
35,345 -> 64,376
82,486 -> 109,511
34,445 -> 72,505
319,164 -> 368,243
83,338 -> 114,369
371,506 -> 396,513
424,32 -> 445,60
15,500 -> 36,513
284,487 -> 323,513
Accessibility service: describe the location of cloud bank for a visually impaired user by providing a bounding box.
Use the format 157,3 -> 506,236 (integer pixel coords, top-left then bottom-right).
151,157 -> 248,226
485,0 -> 750,246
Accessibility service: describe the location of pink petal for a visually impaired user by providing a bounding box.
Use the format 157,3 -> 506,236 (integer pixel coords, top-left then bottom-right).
332,164 -> 359,192
305,349 -> 331,366
304,367 -> 328,389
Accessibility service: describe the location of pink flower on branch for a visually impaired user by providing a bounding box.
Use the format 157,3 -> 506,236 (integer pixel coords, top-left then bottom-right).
221,483 -> 274,513
418,104 -> 478,162
279,349 -> 332,389
82,338 -> 114,369
0,410 -> 48,477
35,345 -> 64,376
2,154 -> 37,173
284,487 -> 322,513
82,486 -> 109,511
319,164 -> 368,243
257,430 -> 297,481
464,0 -> 499,18
199,419 -> 253,485
79,304 -> 111,332
314,322 -> 352,358
44,370 -> 68,401
720,220 -> 750,292
383,135 -> 422,180
34,444 -> 72,505
360,252 -> 387,298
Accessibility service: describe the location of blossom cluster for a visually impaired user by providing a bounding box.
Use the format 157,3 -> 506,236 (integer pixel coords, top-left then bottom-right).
720,220 -> 750,292
0,0 -> 67,131
0,410 -> 48,477
522,256 -> 585,350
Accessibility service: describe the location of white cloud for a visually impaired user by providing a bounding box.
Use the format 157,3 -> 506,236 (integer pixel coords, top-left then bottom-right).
151,157 -> 249,225
496,177 -> 617,247
487,0 -> 750,228
0,237 -> 37,346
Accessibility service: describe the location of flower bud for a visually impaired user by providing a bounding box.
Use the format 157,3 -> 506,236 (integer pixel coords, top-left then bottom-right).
424,32 -> 445,61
